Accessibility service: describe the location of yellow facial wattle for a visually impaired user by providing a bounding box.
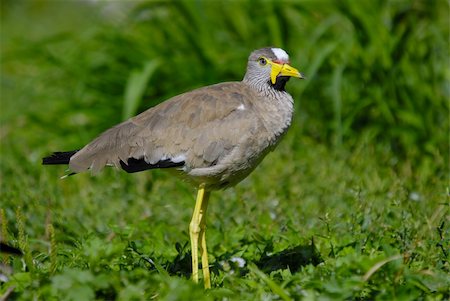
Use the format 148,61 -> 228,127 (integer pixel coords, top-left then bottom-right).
265,58 -> 304,84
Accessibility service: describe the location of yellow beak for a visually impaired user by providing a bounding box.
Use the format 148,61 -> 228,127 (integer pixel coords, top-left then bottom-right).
269,61 -> 305,84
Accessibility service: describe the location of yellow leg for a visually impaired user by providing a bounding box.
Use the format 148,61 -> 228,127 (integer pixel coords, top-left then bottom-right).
200,193 -> 211,289
189,184 -> 211,289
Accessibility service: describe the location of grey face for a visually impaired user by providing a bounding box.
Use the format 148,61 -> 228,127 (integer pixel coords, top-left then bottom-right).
244,47 -> 295,90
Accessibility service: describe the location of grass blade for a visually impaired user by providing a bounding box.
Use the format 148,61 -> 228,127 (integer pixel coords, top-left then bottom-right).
122,59 -> 159,120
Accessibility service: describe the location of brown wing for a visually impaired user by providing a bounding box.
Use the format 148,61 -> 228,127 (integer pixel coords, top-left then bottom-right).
69,82 -> 262,173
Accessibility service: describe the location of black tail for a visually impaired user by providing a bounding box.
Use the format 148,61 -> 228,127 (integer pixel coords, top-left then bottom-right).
0,242 -> 23,255
42,150 -> 78,165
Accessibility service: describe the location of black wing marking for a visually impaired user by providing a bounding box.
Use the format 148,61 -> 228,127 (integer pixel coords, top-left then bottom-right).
43,150 -> 184,173
120,157 -> 185,173
42,150 -> 78,165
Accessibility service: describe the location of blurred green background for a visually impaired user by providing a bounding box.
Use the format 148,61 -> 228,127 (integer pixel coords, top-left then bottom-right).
2,0 -> 448,166
1,0 -> 449,300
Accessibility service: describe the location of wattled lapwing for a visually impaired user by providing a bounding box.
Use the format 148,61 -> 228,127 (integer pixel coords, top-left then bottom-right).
43,47 -> 304,288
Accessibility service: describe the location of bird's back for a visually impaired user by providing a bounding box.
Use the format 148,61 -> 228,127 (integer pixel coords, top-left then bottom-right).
67,81 -> 292,188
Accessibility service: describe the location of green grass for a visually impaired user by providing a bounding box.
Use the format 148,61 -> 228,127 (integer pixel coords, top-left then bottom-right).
1,1 -> 449,300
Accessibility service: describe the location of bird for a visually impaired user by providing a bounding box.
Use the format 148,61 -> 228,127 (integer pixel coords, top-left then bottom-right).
43,47 -> 304,288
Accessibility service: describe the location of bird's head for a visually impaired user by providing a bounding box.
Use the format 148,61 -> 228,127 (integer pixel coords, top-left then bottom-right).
244,47 -> 305,91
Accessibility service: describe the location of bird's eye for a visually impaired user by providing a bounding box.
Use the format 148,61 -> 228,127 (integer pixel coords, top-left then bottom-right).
258,57 -> 267,66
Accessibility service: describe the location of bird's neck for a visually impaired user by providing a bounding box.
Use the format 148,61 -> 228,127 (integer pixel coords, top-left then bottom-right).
242,80 -> 294,142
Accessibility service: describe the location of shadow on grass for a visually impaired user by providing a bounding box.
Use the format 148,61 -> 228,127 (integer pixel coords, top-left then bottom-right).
254,240 -> 323,273
130,239 -> 322,278
209,238 -> 323,277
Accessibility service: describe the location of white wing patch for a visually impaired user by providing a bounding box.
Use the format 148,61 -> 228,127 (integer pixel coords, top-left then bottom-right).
171,154 -> 187,163
271,48 -> 289,61
237,104 -> 245,111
